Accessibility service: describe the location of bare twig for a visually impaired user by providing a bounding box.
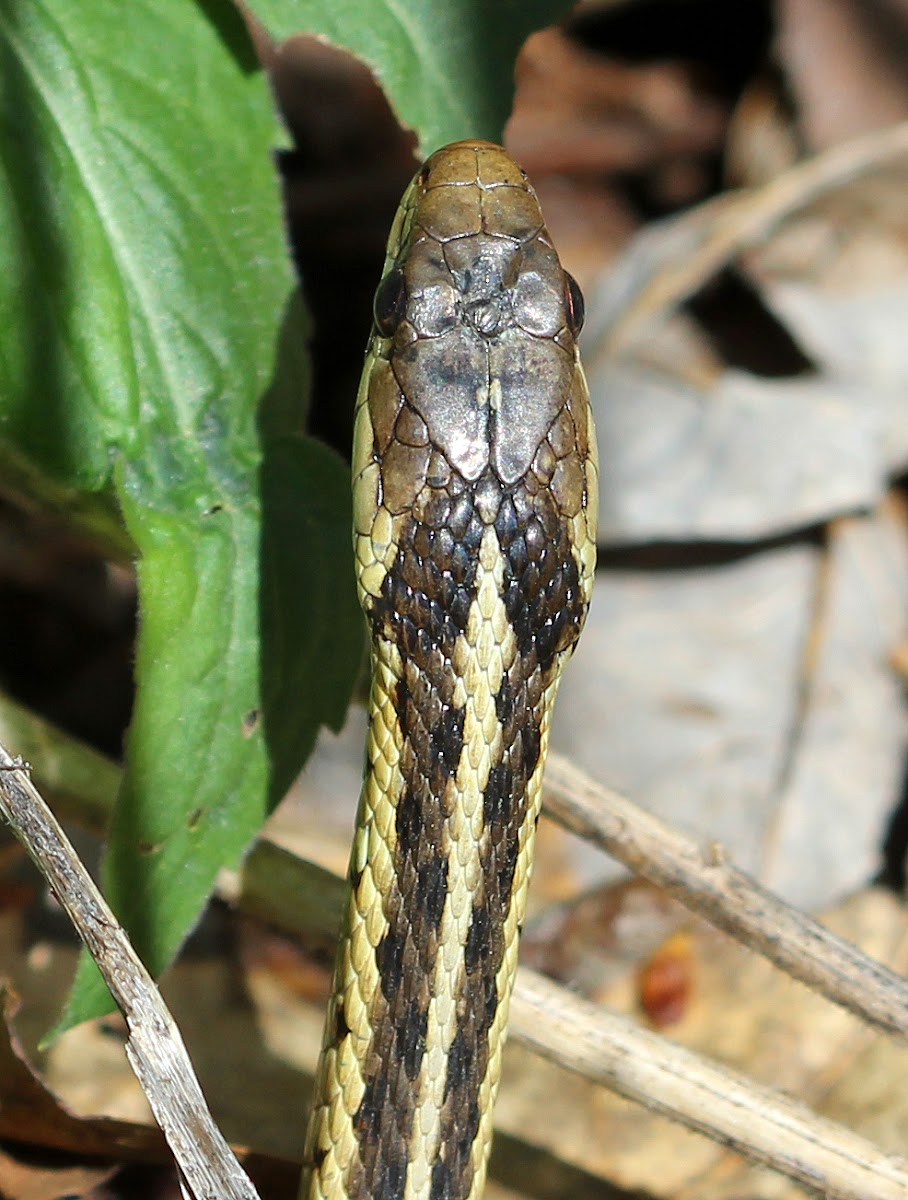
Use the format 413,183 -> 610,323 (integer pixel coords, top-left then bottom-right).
511,967 -> 908,1200
17,682 -> 908,1042
234,844 -> 908,1197
231,830 -> 908,1196
233,843 -> 908,1197
543,751 -> 908,1038
0,743 -> 260,1200
5,697 -> 908,1194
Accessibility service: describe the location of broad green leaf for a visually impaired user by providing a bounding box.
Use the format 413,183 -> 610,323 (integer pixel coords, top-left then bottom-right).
0,0 -> 362,1029
64,435 -> 361,1026
249,0 -> 578,152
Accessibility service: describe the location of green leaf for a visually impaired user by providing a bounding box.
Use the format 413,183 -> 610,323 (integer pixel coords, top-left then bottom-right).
249,0 -> 578,151
62,433 -> 361,1028
4,0 -> 566,1035
0,0 -> 363,1030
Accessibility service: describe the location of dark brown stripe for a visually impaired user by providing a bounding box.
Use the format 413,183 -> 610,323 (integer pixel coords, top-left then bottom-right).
354,1063 -> 409,1198
351,486 -> 487,1199
353,468 -> 588,1200
432,682 -> 539,1200
429,476 -> 587,1200
498,486 -> 584,673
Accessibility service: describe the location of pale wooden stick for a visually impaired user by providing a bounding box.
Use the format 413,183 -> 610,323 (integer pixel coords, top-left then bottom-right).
510,967 -> 908,1200
543,751 -> 908,1038
5,698 -> 908,1194
0,744 -> 260,1200
232,843 -> 908,1196
232,849 -> 908,1198
12,691 -> 907,1042
231,840 -> 908,1195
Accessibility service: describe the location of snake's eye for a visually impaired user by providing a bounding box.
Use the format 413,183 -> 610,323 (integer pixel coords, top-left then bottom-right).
564,272 -> 585,337
374,265 -> 407,337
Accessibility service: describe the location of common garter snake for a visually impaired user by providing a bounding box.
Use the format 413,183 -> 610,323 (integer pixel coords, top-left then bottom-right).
302,140 -> 598,1200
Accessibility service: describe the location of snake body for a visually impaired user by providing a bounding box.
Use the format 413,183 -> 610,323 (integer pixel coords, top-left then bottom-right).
302,141 -> 598,1200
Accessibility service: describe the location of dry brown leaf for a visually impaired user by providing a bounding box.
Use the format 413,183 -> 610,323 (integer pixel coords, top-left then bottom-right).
494,887 -> 908,1199
522,878 -> 692,1000
0,986 -> 164,1163
558,113 -> 908,916
0,1145 -> 115,1200
507,27 -> 726,180
552,503 -> 908,911
777,0 -> 908,149
0,981 -> 297,1200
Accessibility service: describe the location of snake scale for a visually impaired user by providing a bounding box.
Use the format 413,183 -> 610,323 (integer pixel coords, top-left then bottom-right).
301,140 -> 598,1200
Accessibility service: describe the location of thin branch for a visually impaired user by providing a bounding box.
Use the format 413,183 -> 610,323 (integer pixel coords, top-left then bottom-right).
543,751 -> 908,1038
0,744 -> 260,1200
233,840 -> 908,1196
6,697 -> 908,1194
233,842 -> 908,1197
511,967 -> 908,1200
22,676 -> 908,1040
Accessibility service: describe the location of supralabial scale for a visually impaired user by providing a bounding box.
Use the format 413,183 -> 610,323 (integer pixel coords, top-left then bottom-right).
301,140 -> 598,1200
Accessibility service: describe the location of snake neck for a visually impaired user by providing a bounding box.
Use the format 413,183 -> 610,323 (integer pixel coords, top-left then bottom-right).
304,140 -> 597,1200
304,472 -> 587,1200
